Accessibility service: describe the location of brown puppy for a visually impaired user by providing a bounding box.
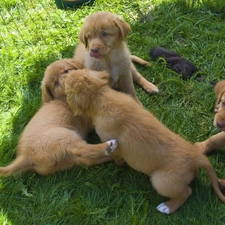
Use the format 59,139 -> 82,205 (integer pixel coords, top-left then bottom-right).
196,80 -> 225,154
74,11 -> 158,104
62,69 -> 225,214
0,59 -> 117,176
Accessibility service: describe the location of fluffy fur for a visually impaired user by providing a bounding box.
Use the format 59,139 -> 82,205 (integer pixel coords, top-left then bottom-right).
0,59 -> 117,176
74,11 -> 158,104
196,80 -> 225,154
62,69 -> 225,214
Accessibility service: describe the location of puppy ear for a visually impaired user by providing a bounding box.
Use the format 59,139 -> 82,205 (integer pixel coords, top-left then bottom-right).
215,81 -> 225,105
92,70 -> 110,80
113,17 -> 131,40
216,91 -> 225,106
98,71 -> 111,86
70,59 -> 84,69
66,93 -> 88,116
99,71 -> 110,80
79,27 -> 88,49
41,81 -> 53,102
64,71 -> 92,115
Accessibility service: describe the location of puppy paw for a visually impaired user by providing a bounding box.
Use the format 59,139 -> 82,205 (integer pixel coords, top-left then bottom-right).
144,83 -> 159,94
106,139 -> 117,155
157,203 -> 170,214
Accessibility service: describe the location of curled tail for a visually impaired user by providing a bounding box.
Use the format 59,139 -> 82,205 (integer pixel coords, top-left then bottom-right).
0,156 -> 31,176
198,154 -> 225,202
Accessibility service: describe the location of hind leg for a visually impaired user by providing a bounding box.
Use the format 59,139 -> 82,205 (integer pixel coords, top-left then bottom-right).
131,63 -> 158,94
151,171 -> 192,214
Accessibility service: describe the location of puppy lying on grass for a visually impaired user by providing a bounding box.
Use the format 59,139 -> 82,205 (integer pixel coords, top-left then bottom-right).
74,11 -> 158,104
0,59 -> 117,176
197,80 -> 225,154
61,69 -> 225,214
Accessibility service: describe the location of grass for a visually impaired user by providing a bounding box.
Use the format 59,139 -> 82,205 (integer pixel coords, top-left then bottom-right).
0,0 -> 225,224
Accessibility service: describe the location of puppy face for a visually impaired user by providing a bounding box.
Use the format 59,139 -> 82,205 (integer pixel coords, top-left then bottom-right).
41,59 -> 83,102
62,69 -> 109,115
79,11 -> 130,59
214,81 -> 225,131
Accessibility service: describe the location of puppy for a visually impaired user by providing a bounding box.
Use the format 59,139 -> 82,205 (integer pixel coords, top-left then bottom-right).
0,59 -> 117,176
62,69 -> 225,214
74,11 -> 158,104
196,80 -> 225,154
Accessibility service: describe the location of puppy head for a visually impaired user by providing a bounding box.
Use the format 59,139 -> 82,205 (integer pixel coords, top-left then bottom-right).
214,81 -> 225,131
41,59 -> 83,102
79,11 -> 130,55
62,69 -> 109,115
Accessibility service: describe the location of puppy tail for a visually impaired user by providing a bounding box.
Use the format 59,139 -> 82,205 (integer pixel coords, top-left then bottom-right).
0,155 -> 31,176
198,155 -> 225,202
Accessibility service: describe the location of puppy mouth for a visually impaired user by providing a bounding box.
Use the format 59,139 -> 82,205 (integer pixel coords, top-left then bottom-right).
90,51 -> 102,59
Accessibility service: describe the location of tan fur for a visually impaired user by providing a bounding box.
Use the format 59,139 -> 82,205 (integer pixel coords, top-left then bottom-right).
62,69 -> 225,214
0,59 -> 114,176
74,11 -> 158,104
196,80 -> 225,154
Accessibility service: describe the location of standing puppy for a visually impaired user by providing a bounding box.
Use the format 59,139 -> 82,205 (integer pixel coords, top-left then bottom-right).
0,59 -> 117,176
197,80 -> 225,154
74,11 -> 158,104
62,69 -> 225,214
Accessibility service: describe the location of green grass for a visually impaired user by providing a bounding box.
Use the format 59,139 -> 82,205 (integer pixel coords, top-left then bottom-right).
0,0 -> 225,224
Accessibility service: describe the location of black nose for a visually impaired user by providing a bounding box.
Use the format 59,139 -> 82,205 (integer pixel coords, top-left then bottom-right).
216,121 -> 225,129
90,48 -> 99,53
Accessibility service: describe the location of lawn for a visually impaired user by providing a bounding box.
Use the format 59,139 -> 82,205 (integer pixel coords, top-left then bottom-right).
0,0 -> 225,224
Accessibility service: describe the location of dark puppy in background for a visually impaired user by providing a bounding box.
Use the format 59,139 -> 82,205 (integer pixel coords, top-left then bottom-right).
0,59 -> 117,176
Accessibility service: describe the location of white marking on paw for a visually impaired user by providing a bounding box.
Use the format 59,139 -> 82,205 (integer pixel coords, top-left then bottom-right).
157,203 -> 170,214
106,139 -> 117,155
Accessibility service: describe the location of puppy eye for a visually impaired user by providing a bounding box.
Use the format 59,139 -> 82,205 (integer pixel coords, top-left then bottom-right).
54,81 -> 59,86
102,32 -> 108,37
222,102 -> 225,107
64,69 -> 70,73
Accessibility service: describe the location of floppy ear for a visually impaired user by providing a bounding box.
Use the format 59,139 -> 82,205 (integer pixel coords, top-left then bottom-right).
79,27 -> 88,49
73,61 -> 84,69
41,81 -> 53,102
98,71 -> 110,81
66,93 -> 88,116
215,81 -> 225,105
89,70 -> 110,85
113,17 -> 131,40
65,72 -> 93,115
216,91 -> 225,106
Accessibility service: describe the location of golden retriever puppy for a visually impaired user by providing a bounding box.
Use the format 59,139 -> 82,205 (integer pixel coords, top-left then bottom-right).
74,11 -> 158,104
61,69 -> 225,214
196,80 -> 225,154
0,59 -> 117,176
